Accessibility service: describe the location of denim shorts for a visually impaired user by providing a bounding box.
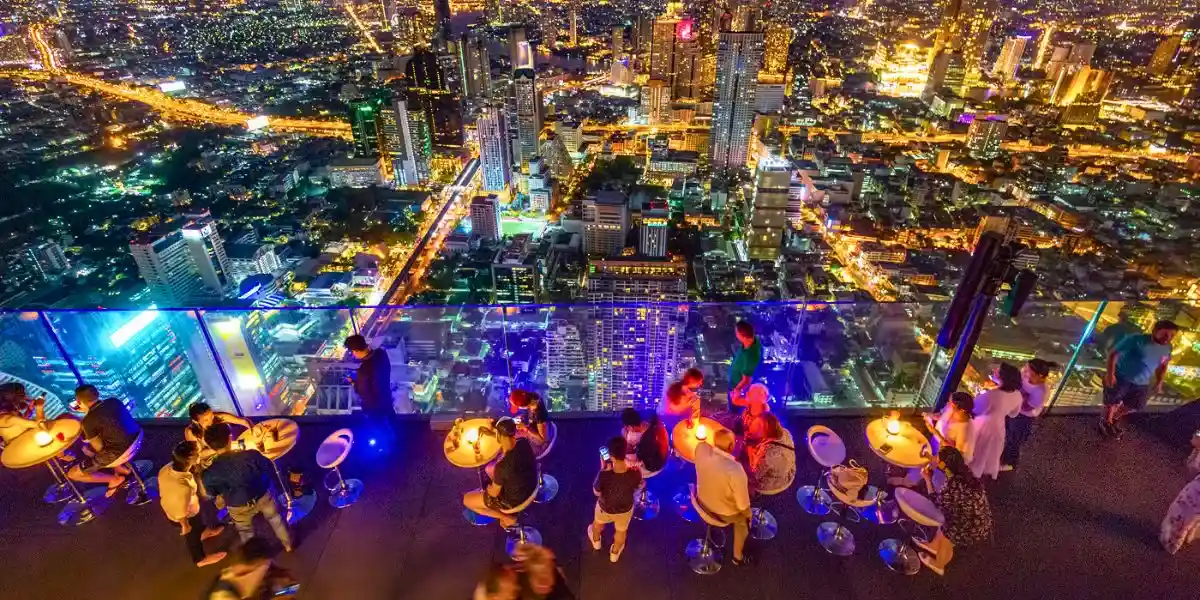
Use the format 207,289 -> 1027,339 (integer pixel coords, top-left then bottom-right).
1104,381 -> 1151,411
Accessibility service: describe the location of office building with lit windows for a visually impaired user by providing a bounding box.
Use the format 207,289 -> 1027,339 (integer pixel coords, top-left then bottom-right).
749,156 -> 791,260
513,65 -> 541,167
491,234 -> 540,304
585,257 -> 687,411
639,209 -> 669,257
710,29 -> 764,173
130,214 -> 232,306
477,107 -> 512,192
470,194 -> 502,242
583,192 -> 629,256
931,0 -> 994,80
967,117 -> 1007,160
992,36 -> 1028,81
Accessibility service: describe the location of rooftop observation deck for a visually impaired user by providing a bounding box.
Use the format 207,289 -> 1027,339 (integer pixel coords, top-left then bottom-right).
3,411 -> 1199,600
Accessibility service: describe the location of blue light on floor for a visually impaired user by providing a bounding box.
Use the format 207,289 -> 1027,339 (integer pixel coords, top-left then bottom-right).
369,438 -> 377,447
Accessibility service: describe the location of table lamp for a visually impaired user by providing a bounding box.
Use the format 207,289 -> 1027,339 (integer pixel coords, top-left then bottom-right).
695,424 -> 708,441
885,411 -> 901,436
464,427 -> 480,446
34,429 -> 53,447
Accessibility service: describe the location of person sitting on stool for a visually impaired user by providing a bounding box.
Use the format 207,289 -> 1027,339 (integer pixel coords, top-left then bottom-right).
67,385 -> 140,498
696,429 -> 752,565
462,418 -> 539,528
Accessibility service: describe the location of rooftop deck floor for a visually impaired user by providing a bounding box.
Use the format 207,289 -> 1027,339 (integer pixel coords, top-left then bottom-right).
3,411 -> 1200,600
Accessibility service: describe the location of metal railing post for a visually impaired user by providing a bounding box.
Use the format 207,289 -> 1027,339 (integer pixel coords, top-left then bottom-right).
350,309 -> 360,336
193,309 -> 245,418
1044,300 -> 1108,416
38,311 -> 84,386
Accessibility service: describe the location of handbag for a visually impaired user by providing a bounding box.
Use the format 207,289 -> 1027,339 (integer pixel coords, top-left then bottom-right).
829,459 -> 868,499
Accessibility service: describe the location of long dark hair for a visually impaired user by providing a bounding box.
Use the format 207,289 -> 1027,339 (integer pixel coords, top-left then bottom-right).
995,363 -> 1023,392
939,447 -> 982,490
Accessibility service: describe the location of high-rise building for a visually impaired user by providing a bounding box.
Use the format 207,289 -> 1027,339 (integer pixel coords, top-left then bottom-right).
432,0 -> 452,44
585,257 -> 687,410
348,93 -> 384,157
922,50 -> 966,102
459,34 -> 492,100
931,0 -> 994,80
512,65 -> 541,167
870,42 -> 929,98
130,214 -> 232,306
405,48 -> 464,147
992,36 -> 1028,80
1032,24 -> 1054,69
641,79 -> 672,124
611,26 -> 633,85
710,29 -> 764,173
527,156 -> 552,213
583,192 -> 629,256
761,22 -> 792,78
18,241 -> 70,279
748,156 -> 791,260
649,14 -> 679,83
1055,68 -> 1112,124
470,194 -> 502,241
491,234 -> 539,303
966,117 -> 1007,160
509,26 -> 529,71
226,243 -> 281,284
673,29 -> 702,99
1149,35 -> 1183,76
477,107 -> 512,192
545,319 -> 586,388
379,89 -> 433,187
207,312 -> 291,415
539,135 -> 574,179
639,209 -> 669,257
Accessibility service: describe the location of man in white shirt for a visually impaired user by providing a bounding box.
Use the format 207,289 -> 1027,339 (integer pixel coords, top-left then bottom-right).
695,429 -> 752,565
1001,358 -> 1058,471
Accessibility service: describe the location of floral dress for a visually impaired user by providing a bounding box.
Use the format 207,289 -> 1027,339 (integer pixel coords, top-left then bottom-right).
935,477 -> 994,547
1161,474 -> 1200,554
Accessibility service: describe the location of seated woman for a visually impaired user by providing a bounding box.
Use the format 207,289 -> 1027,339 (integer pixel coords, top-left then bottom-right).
747,413 -> 795,493
917,446 -> 994,575
185,402 -> 251,462
509,389 -> 551,454
734,383 -> 772,449
0,382 -> 46,444
1161,432 -> 1200,554
891,392 -> 975,488
462,418 -> 540,528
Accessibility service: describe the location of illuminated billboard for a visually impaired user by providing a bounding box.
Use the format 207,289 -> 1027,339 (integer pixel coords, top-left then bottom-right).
158,81 -> 187,93
246,115 -> 270,131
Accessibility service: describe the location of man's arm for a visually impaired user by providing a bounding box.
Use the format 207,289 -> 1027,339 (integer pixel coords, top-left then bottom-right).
219,412 -> 252,430
732,468 -> 751,514
1153,360 -> 1170,392
1105,350 -> 1119,387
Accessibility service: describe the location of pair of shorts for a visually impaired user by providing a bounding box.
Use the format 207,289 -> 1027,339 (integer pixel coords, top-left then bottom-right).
76,451 -> 123,473
594,503 -> 634,532
483,491 -> 518,512
1104,381 -> 1151,411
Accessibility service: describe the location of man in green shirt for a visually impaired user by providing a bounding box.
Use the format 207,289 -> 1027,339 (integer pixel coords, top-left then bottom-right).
729,321 -> 762,410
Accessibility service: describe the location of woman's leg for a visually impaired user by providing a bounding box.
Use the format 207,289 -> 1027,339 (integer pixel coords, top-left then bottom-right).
463,490 -> 510,525
931,531 -> 955,569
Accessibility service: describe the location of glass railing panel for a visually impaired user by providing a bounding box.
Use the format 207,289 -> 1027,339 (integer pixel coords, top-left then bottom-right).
0,312 -> 81,417
197,307 -> 356,417
45,309 -> 236,419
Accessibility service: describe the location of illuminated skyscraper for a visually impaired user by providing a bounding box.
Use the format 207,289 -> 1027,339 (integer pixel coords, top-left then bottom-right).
931,0 -> 994,80
379,89 -> 433,186
206,312 -> 290,416
348,94 -> 384,157
405,48 -> 463,148
512,64 -> 541,167
673,23 -> 702,99
611,26 -> 633,85
527,156 -> 552,213
992,36 -> 1028,80
1149,35 -> 1183,76
491,234 -> 539,303
477,107 -> 512,192
641,79 -> 672,124
1032,24 -> 1054,69
508,26 -> 527,72
470,194 -> 502,241
710,29 -> 764,173
639,209 -> 669,257
1054,68 -> 1112,125
545,319 -> 586,389
130,214 -> 232,306
459,33 -> 491,100
649,14 -> 679,83
870,42 -> 929,98
583,192 -> 629,256
922,50 -> 965,102
748,156 -> 791,260
585,257 -> 687,411
966,117 -> 1007,160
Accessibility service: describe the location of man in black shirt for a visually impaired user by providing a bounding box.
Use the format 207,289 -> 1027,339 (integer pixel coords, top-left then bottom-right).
201,422 -> 293,552
462,418 -> 538,528
344,335 -> 393,417
67,385 -> 141,498
588,436 -> 643,562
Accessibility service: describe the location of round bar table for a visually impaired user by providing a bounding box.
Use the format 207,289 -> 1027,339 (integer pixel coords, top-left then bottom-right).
670,417 -> 731,522
2,419 -> 109,526
237,419 -> 313,525
863,417 -> 932,525
444,417 -> 503,526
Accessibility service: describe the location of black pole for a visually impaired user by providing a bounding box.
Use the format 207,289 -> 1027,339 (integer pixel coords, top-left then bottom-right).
934,291 -> 995,411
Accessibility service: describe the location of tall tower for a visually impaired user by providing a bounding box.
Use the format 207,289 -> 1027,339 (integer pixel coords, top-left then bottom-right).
709,29 -> 764,174
459,34 -> 492,100
379,88 -> 433,186
585,257 -> 687,411
672,19 -> 701,99
477,107 -> 512,192
992,36 -> 1028,80
649,14 -> 679,83
583,192 -> 630,256
966,118 -> 1007,159
348,94 -> 384,157
761,22 -> 792,78
748,156 -> 791,260
1149,35 -> 1183,76
1033,24 -> 1055,69
512,64 -> 541,168
130,214 -> 232,306
545,319 -> 586,389
639,209 -> 669,257
470,194 -> 502,241
931,0 -> 994,80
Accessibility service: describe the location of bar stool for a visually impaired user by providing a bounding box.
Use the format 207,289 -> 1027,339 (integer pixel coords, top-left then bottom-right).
686,485 -> 725,575
633,463 -> 665,521
317,428 -> 363,509
749,469 -> 795,541
534,422 -> 559,503
886,487 -> 945,574
107,431 -> 156,506
500,477 -> 543,558
816,476 -> 879,556
797,425 -> 845,515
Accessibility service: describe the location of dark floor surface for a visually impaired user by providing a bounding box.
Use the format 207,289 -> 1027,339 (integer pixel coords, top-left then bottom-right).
3,411 -> 1200,600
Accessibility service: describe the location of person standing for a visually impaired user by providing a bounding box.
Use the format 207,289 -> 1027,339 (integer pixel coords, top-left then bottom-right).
1000,359 -> 1058,471
588,436 -> 642,562
344,335 -> 394,418
1103,320 -> 1178,437
201,422 -> 293,551
158,441 -> 227,567
729,321 -> 762,408
695,429 -> 752,565
66,385 -> 140,498
968,364 -> 1023,480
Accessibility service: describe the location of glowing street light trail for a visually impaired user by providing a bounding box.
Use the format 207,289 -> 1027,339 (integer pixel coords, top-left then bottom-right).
29,24 -> 59,71
343,2 -> 384,54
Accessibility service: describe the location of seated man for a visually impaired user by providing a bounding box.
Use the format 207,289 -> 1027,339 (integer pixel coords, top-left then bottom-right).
695,429 -> 752,565
462,418 -> 539,528
185,401 -> 251,456
201,422 -> 293,551
67,385 -> 141,498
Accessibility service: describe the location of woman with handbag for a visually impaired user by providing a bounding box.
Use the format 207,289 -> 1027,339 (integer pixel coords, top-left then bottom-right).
917,447 -> 994,575
748,413 -> 795,493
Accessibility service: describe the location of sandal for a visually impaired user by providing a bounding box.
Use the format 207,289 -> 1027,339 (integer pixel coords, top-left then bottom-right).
918,552 -> 944,576
105,476 -> 127,498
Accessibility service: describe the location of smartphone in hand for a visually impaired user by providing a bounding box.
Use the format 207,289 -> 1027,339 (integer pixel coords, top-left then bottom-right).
599,446 -> 610,461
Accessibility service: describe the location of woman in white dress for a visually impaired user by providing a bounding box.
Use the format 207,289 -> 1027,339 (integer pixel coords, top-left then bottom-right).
890,392 -> 975,488
969,364 -> 1024,480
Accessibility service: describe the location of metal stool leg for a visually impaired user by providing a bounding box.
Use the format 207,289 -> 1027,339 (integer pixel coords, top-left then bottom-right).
633,485 -> 660,521
879,538 -> 921,575
686,524 -> 723,575
534,473 -> 559,503
796,469 -> 833,515
43,460 -> 72,504
749,506 -> 778,540
125,462 -> 156,506
817,521 -> 855,556
57,462 -> 110,527
505,519 -> 542,558
327,466 -> 363,509
271,460 -> 313,525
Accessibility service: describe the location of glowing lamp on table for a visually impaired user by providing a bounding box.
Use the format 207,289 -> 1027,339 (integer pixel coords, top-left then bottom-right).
464,427 -> 480,446
34,429 -> 53,447
695,424 -> 709,441
885,410 -> 902,436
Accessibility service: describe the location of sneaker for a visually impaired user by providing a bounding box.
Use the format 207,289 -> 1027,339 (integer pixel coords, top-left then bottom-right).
918,552 -> 944,576
731,553 -> 753,566
587,525 -> 601,551
999,464 -> 1015,472
609,544 -> 624,563
1098,420 -> 1115,437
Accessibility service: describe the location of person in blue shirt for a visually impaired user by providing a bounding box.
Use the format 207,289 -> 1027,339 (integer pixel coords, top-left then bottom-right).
1103,320 -> 1178,437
